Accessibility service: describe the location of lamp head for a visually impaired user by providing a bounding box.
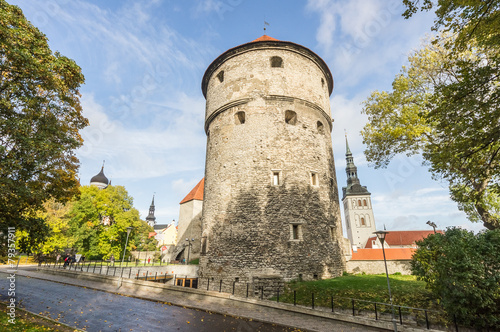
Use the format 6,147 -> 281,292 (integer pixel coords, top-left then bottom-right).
126,226 -> 133,235
374,230 -> 388,245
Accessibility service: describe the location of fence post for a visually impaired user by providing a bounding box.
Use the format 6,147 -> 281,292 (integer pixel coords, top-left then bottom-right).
246,283 -> 249,298
232,281 -> 235,295
399,306 -> 402,325
375,303 -> 378,320
352,299 -> 355,316
294,290 -> 296,306
121,268 -> 124,278
207,278 -> 210,291
113,267 -> 117,276
137,269 -> 140,280
219,280 -> 222,293
312,293 -> 314,310
331,296 -> 334,312
155,272 -> 157,281
425,310 -> 429,330
129,268 -> 132,279
277,288 -> 279,303
260,286 -> 263,300
93,261 -> 96,273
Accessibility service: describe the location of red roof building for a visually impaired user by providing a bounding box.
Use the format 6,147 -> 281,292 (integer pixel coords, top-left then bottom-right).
350,248 -> 415,261
179,178 -> 204,204
364,230 -> 442,249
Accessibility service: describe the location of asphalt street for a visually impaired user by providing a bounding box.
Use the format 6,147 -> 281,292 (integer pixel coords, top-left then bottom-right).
0,272 -> 301,331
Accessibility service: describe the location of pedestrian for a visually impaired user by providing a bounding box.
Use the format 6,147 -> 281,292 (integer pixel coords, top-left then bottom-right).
110,254 -> 115,266
56,254 -> 61,264
148,257 -> 151,264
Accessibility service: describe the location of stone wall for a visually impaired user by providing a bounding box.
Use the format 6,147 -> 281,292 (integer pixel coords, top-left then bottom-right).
346,260 -> 412,275
199,40 -> 345,294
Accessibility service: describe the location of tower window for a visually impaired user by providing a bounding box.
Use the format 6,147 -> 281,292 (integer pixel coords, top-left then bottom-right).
360,217 -> 366,226
272,170 -> 281,186
290,223 -> 302,241
217,70 -> 224,83
317,121 -> 324,134
311,172 -> 319,186
270,56 -> 283,68
285,110 -> 297,125
363,199 -> 367,207
358,199 -> 362,206
321,78 -> 325,87
235,111 -> 245,124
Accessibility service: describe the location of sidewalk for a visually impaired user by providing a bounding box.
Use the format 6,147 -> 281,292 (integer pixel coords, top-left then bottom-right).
6,266 -> 439,332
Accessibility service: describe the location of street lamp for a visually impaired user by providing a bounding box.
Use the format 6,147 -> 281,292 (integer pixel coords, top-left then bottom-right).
426,220 -> 437,234
121,227 -> 133,265
374,230 -> 398,332
185,238 -> 194,264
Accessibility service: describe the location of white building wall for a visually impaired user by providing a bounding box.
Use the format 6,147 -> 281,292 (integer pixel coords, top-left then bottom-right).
177,199 -> 203,245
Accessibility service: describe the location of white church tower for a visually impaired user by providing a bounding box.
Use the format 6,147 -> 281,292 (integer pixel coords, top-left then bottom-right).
342,136 -> 376,249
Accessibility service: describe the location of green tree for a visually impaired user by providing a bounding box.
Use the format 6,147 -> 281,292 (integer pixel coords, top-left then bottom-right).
68,185 -> 156,260
411,228 -> 500,329
0,0 -> 88,249
402,0 -> 500,51
361,32 -> 499,229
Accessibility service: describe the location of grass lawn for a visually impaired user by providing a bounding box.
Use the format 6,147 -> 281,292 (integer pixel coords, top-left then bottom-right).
0,302 -> 77,331
278,274 -> 438,311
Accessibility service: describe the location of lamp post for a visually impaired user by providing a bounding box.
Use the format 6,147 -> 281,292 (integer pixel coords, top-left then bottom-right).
374,230 -> 398,332
185,238 -> 194,264
426,220 -> 437,234
121,227 -> 133,265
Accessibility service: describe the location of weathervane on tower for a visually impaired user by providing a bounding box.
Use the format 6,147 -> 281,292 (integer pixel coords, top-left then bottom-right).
264,20 -> 269,34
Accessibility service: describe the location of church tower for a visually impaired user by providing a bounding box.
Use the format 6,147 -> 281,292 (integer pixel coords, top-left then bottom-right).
342,136 -> 376,249
145,195 -> 156,227
199,35 -> 345,292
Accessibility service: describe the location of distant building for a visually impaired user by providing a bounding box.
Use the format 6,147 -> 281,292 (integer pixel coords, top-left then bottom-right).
145,195 -> 156,227
90,163 -> 109,189
364,230 -> 442,249
342,136 -> 376,249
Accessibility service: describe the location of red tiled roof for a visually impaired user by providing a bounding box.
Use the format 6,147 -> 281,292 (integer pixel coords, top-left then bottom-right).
364,230 -> 442,248
351,248 -> 415,261
252,35 -> 279,42
179,178 -> 204,204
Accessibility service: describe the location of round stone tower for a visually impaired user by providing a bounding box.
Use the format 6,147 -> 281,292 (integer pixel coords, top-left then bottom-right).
199,35 -> 345,293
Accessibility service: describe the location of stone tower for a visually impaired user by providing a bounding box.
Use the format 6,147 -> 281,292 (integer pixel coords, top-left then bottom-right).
199,35 -> 345,292
342,136 -> 376,249
145,195 -> 156,227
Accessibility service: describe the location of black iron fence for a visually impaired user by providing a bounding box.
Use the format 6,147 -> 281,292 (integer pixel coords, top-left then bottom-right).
202,278 -> 460,332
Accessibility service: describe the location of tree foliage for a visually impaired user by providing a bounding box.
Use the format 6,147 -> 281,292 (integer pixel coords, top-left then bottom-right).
67,185 -> 156,260
411,228 -> 500,329
0,0 -> 87,244
362,31 -> 499,229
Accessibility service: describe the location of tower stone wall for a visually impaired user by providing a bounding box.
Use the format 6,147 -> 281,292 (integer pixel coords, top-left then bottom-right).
199,38 -> 345,293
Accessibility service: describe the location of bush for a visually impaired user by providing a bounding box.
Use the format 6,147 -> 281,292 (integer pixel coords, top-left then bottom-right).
411,228 -> 500,329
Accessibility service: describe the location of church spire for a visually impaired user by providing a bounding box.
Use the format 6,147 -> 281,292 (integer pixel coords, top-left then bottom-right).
345,135 -> 360,187
146,194 -> 156,227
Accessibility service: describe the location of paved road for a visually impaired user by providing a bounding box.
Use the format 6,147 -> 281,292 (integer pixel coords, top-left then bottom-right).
0,272 -> 301,331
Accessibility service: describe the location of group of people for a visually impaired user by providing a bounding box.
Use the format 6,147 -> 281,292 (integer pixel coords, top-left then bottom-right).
56,254 -> 85,268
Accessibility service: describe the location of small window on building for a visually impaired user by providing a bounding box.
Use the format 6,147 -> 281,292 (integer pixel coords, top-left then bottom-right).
217,70 -> 224,83
285,110 -> 297,125
290,223 -> 302,241
272,170 -> 281,186
313,274 -> 319,280
363,199 -> 367,206
270,56 -> 283,68
317,121 -> 324,134
235,111 -> 245,124
360,217 -> 366,226
292,224 -> 299,239
235,277 -> 239,282
311,172 -> 319,186
358,199 -> 362,206
321,78 -> 325,87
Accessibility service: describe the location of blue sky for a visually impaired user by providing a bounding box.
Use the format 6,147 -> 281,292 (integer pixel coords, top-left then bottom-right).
13,0 -> 485,233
